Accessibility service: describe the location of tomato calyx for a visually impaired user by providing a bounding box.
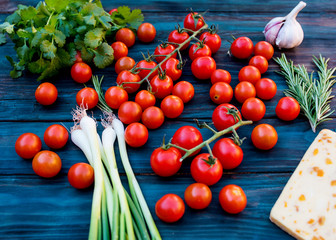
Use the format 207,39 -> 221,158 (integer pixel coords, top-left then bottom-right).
230,129 -> 246,146
192,40 -> 207,54
201,155 -> 218,168
207,24 -> 219,34
225,107 -> 242,122
140,51 -> 155,63
190,11 -> 205,30
176,24 -> 188,34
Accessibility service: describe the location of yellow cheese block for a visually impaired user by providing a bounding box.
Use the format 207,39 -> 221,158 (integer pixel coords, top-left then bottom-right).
270,129 -> 336,240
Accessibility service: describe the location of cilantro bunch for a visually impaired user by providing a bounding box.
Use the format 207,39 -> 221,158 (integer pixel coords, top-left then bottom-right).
0,0 -> 144,80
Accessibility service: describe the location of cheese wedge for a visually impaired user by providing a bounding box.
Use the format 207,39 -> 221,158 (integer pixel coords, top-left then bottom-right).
270,129 -> 336,240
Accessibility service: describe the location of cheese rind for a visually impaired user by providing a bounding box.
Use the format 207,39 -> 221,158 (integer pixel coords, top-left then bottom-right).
270,129 -> 336,240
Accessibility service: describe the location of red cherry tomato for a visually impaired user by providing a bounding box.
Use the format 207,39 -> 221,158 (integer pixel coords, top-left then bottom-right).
276,97 -> 300,121
161,58 -> 182,81
190,153 -> 223,186
32,150 -> 62,178
109,8 -> 118,15
15,133 -> 42,159
230,37 -> 254,59
212,138 -> 243,170
137,23 -> 156,43
160,95 -> 184,119
254,41 -> 274,60
212,103 -> 242,131
255,78 -> 277,100
125,123 -> 148,148
68,163 -> 94,189
111,41 -> 128,60
115,56 -> 135,74
191,56 -> 216,80
71,62 -> 92,84
251,124 -> 278,150
184,183 -> 212,209
141,106 -> 165,129
116,70 -> 141,94
135,90 -> 156,110
150,147 -> 182,177
136,59 -> 158,80
211,69 -> 231,85
171,125 -> 203,156
241,97 -> 266,121
105,86 -> 128,109
234,81 -> 256,103
219,184 -> 247,214
115,28 -> 135,47
76,87 -> 99,109
155,194 -> 185,223
44,124 -> 69,149
189,42 -> 212,61
168,29 -> 190,50
238,66 -> 261,85
118,101 -> 142,124
150,74 -> 173,99
172,81 -> 195,103
249,55 -> 268,74
35,82 -> 58,105
199,31 -> 222,53
154,44 -> 177,63
210,82 -> 233,105
184,12 -> 205,31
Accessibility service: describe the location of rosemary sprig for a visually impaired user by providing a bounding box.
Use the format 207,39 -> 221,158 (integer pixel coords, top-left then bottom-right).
274,54 -> 336,132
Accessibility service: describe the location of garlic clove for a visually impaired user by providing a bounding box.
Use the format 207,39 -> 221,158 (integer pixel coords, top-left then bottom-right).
264,19 -> 284,45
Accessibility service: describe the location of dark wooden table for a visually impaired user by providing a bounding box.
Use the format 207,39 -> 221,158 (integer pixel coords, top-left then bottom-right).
1,0 -> 335,239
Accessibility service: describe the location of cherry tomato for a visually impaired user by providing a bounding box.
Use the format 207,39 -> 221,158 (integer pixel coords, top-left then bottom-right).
109,8 -> 118,15
212,103 -> 242,131
76,87 -> 99,109
254,41 -> 274,60
155,194 -> 185,223
125,123 -> 148,148
191,56 -> 216,80
255,78 -> 277,100
150,74 -> 173,99
199,31 -> 221,53
44,124 -> 68,149
238,66 -> 261,85
154,44 -> 177,63
115,28 -> 135,47
171,125 -> 203,156
118,101 -> 142,124
136,59 -> 158,80
184,12 -> 205,31
213,138 -> 243,169
230,37 -> 254,59
15,133 -> 42,159
168,29 -> 190,50
32,150 -> 62,178
116,70 -> 141,94
160,95 -> 184,119
210,82 -> 233,105
150,147 -> 182,177
137,23 -> 156,43
184,183 -> 212,209
276,97 -> 300,121
189,42 -> 212,61
74,50 -> 83,63
135,90 -> 156,110
142,106 -> 165,129
190,153 -> 223,186
241,97 -> 266,121
211,69 -> 231,85
111,41 -> 128,60
172,81 -> 194,103
71,62 -> 92,84
161,58 -> 182,81
35,82 -> 58,105
251,124 -> 278,150
115,56 -> 135,74
68,163 -> 94,189
234,81 -> 256,103
105,86 -> 128,109
219,184 -> 247,214
249,55 -> 268,74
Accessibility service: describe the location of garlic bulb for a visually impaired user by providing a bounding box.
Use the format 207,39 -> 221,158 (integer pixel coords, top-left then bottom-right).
263,1 -> 306,49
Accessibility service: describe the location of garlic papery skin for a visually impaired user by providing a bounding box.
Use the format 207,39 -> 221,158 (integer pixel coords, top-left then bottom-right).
263,1 -> 307,49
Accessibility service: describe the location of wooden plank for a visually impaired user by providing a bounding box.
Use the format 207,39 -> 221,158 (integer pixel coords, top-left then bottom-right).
0,173 -> 295,240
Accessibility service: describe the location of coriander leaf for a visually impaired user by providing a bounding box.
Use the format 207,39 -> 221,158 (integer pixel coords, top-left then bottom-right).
57,48 -> 73,66
84,28 -> 105,48
40,40 -> 57,59
16,43 -> 30,60
17,29 -> 34,39
112,6 -> 144,29
6,56 -> 25,79
38,57 -> 61,81
31,31 -> 43,47
83,15 -> 96,26
20,6 -> 38,21
99,15 -> 112,29
125,9 -> 144,29
93,42 -> 114,68
0,34 -> 6,45
28,58 -> 50,74
54,30 -> 66,47
0,22 -> 14,34
45,0 -> 68,13
81,3 -> 96,15
5,12 -> 21,24
76,25 -> 87,34
81,48 -> 94,62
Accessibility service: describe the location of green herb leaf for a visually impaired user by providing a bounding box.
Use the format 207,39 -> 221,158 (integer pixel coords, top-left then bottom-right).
54,30 -> 66,47
5,12 -> 21,24
6,56 -> 25,78
28,58 -> 50,74
112,6 -> 144,29
0,22 -> 14,34
84,28 -> 105,48
0,33 -> 6,45
93,42 -> 114,68
40,40 -> 57,59
16,43 -> 30,60
45,0 -> 68,13
17,29 -> 34,39
38,56 -> 61,81
83,15 -> 96,26
20,6 -> 38,21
